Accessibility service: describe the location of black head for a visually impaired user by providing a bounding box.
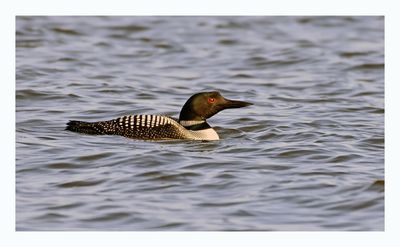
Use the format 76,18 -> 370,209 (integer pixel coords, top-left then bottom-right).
179,91 -> 253,121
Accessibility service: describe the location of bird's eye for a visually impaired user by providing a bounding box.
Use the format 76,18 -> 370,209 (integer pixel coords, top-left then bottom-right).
208,97 -> 215,103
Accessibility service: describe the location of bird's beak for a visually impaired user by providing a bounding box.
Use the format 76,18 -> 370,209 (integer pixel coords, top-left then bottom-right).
222,97 -> 253,109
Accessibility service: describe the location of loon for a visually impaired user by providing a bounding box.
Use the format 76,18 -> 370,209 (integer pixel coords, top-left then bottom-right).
66,91 -> 252,141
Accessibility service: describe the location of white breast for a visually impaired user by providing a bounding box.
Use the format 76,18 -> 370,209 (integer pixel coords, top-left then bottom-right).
189,128 -> 220,140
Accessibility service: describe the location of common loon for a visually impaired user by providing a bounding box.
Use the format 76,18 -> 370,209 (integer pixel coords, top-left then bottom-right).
66,91 -> 252,141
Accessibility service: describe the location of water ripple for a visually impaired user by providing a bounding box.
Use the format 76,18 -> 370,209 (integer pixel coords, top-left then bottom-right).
57,180 -> 105,188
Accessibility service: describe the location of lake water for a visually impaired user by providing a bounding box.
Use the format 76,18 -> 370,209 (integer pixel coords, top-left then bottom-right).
16,16 -> 384,231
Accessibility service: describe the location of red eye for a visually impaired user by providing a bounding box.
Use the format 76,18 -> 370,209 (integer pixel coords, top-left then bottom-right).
208,97 -> 215,103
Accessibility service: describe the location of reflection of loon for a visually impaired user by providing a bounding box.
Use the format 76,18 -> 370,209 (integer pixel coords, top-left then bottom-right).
66,91 -> 252,141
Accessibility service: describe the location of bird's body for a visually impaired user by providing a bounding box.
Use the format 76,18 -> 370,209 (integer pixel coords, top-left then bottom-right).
66,91 -> 252,141
66,115 -> 219,140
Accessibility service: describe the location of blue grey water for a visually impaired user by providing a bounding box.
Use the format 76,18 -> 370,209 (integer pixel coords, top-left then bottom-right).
16,16 -> 384,231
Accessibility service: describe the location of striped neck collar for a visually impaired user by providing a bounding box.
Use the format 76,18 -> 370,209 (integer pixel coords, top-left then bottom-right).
179,120 -> 205,127
179,120 -> 211,131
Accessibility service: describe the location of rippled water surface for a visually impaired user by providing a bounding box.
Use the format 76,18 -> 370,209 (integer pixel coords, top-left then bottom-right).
16,16 -> 384,230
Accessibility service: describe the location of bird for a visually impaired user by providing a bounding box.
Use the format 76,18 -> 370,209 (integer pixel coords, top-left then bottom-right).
66,91 -> 252,141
